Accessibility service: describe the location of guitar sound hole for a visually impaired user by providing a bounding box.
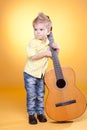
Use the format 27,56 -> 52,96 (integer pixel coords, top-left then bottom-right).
56,79 -> 66,88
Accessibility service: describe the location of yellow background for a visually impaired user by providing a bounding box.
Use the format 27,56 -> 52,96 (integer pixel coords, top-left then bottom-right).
0,0 -> 87,98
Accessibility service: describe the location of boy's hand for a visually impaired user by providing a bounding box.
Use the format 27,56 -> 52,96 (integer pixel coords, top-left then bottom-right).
45,48 -> 52,57
51,43 -> 60,53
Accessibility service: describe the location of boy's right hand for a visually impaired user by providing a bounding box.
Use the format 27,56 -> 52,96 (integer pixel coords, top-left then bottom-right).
45,47 -> 52,57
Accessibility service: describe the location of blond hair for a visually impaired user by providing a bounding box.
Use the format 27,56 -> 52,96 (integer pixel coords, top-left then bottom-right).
33,12 -> 52,30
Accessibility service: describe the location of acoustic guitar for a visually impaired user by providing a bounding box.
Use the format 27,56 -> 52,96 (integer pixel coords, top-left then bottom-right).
44,32 -> 86,121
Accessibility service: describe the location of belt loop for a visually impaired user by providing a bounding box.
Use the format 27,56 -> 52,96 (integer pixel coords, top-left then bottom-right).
41,74 -> 43,78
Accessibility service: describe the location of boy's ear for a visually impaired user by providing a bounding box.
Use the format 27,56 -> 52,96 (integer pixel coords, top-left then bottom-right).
47,31 -> 50,35
47,26 -> 52,35
47,29 -> 51,35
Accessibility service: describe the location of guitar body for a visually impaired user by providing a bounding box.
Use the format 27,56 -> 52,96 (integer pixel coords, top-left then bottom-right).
44,67 -> 86,121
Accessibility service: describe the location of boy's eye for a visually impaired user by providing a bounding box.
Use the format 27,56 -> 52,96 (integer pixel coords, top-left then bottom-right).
34,29 -> 37,31
34,28 -> 44,31
40,29 -> 43,31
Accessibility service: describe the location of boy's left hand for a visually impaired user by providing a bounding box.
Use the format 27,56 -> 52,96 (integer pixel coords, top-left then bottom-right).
51,42 -> 60,53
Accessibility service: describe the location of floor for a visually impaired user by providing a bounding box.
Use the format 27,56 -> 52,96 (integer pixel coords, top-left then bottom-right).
0,87 -> 87,130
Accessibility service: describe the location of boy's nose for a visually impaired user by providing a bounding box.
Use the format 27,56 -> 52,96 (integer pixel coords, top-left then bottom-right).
37,30 -> 40,33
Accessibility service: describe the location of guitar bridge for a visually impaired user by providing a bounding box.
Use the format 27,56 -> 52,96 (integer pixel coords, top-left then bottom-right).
55,99 -> 76,107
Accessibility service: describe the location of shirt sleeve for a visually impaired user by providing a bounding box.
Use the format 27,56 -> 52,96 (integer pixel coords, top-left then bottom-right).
26,40 -> 37,58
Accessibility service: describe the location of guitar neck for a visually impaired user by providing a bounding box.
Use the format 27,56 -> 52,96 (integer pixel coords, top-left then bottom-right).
47,32 -> 64,80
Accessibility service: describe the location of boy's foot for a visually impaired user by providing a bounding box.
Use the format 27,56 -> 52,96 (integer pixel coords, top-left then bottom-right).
37,114 -> 47,122
29,115 -> 37,124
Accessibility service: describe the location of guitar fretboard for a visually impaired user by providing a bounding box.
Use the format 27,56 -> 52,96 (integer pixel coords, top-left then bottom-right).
48,32 -> 64,80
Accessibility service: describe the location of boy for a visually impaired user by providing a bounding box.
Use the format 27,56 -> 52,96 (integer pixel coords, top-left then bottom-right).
24,12 -> 59,124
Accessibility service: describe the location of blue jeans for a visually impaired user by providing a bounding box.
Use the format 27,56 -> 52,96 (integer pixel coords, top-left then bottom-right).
24,72 -> 45,115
